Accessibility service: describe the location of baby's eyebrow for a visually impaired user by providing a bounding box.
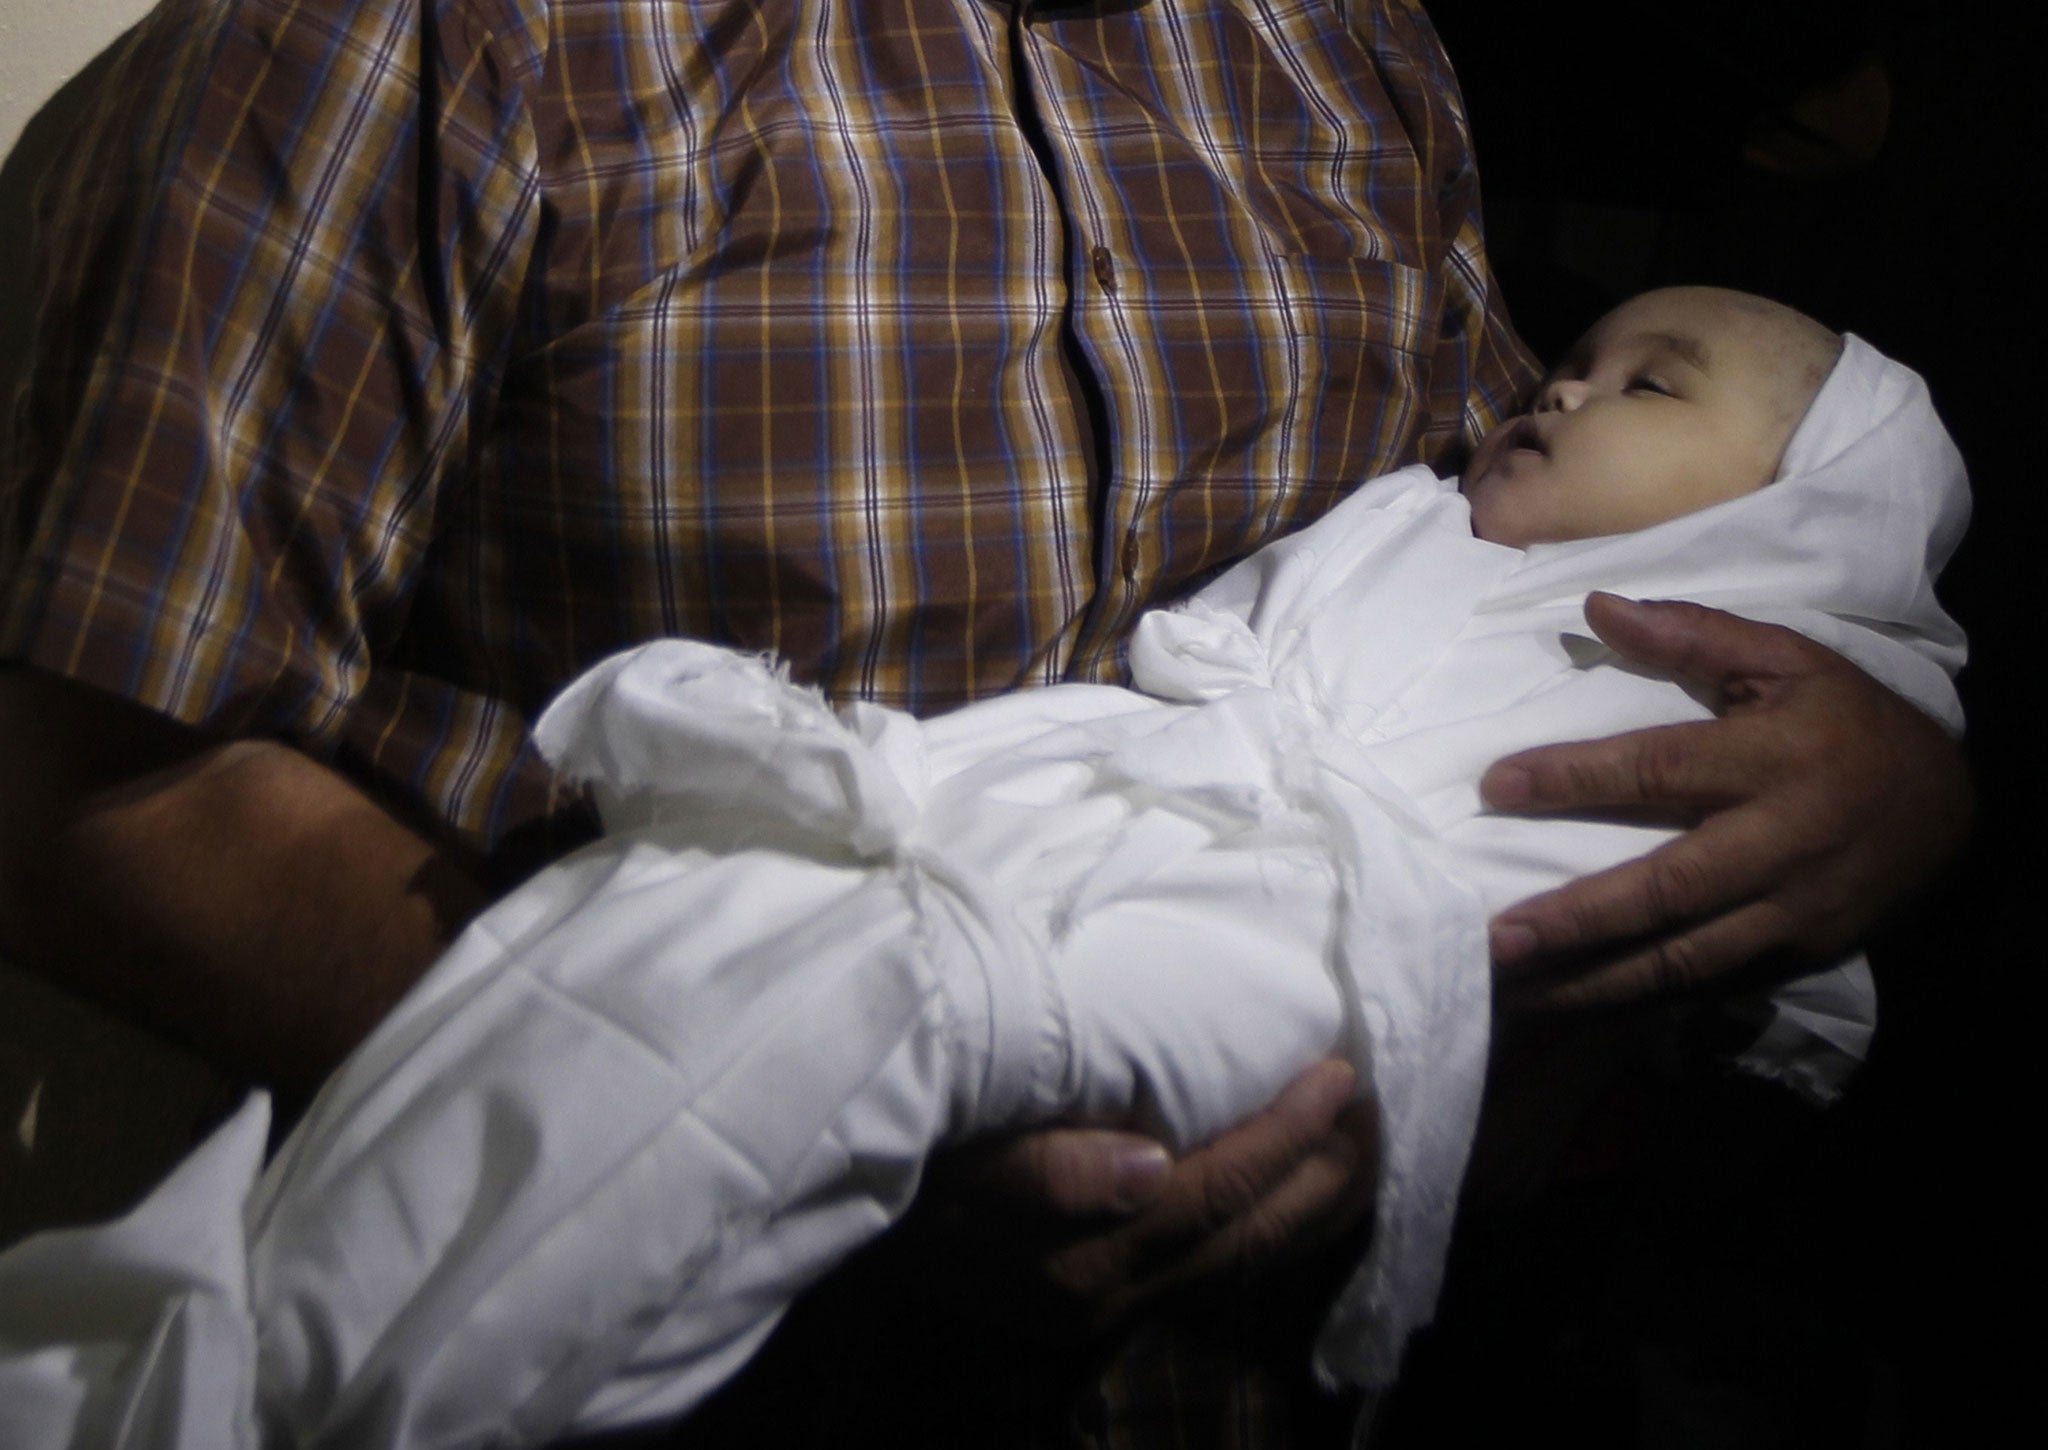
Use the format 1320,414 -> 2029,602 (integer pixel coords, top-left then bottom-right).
1637,331 -> 1712,371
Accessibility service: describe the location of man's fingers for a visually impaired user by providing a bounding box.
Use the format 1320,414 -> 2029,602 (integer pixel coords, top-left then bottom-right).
1580,593 -> 1812,693
1126,1061 -> 1359,1264
1117,1115 -> 1369,1296
1490,809 -> 1798,973
1478,597 -> 1970,1012
950,1059 -> 1353,1225
1499,898 -> 1801,1011
905,1063 -> 1383,1342
943,1127 -> 1173,1218
929,1062 -> 1373,1337
1482,716 -> 1766,817
1187,1096 -> 1379,1281
1481,601 -> 1864,816
1044,1068 -> 1375,1321
1482,598 -> 1834,816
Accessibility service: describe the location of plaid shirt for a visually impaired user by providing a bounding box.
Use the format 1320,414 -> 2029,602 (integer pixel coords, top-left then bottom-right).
3,4 -> 1531,1439
3,0 -> 1532,859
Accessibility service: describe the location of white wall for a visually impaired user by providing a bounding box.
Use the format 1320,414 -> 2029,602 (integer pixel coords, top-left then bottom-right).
1,0 -> 162,376
0,0 -> 160,412
0,0 -> 156,158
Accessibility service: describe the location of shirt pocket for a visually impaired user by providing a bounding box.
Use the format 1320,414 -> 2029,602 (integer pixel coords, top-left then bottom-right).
1266,252 -> 1442,507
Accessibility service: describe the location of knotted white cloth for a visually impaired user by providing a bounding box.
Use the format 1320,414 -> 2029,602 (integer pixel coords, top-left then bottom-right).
0,336 -> 1967,1449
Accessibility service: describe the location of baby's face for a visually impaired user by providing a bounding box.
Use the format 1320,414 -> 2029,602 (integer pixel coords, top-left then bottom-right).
1463,288 -> 1827,547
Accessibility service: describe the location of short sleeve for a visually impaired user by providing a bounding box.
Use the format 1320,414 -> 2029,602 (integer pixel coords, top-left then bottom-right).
1,0 -> 546,763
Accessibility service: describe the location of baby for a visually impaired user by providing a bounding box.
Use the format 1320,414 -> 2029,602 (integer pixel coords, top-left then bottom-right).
1461,286 -> 1844,547
0,290 -> 1969,1450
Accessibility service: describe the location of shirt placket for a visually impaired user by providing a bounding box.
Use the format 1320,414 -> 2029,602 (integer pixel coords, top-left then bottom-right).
1007,0 -> 1145,685
1010,0 -> 1299,685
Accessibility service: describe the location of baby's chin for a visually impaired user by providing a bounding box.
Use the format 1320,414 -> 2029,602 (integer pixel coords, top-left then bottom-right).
1464,491 -> 1593,548
1458,471 -> 1518,546
1467,515 -> 1527,547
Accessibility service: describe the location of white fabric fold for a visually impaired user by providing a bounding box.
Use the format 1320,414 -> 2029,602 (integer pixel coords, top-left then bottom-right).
0,1093 -> 269,1450
0,334 -> 1967,1449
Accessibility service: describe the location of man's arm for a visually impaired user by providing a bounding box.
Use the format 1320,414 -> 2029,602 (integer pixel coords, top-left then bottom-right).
1483,594 -> 1972,1006
0,666 -> 486,1093
1,661 -> 1367,1313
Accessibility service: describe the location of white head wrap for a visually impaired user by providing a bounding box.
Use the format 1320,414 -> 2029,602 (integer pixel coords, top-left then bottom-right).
1493,334 -> 1971,731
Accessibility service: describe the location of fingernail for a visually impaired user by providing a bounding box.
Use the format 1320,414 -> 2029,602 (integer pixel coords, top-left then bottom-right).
1307,1060 -> 1358,1115
1112,1143 -> 1172,1210
1490,919 -> 1539,968
1482,765 -> 1532,809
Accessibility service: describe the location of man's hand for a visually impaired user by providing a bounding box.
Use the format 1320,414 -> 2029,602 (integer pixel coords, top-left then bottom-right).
922,1060 -> 1376,1340
1483,594 -> 1971,1008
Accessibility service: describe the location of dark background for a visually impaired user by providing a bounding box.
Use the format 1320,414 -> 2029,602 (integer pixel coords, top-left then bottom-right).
1383,5 -> 2040,1444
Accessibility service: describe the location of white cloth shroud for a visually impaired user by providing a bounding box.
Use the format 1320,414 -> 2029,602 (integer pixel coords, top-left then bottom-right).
0,336 -> 1970,1448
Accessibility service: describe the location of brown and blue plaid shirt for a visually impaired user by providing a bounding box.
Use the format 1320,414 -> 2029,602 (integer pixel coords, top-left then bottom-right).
3,0 -> 1532,857
3,3 -> 1531,1438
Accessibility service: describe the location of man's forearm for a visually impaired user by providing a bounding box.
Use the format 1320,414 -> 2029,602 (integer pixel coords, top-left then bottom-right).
0,669 -> 487,1092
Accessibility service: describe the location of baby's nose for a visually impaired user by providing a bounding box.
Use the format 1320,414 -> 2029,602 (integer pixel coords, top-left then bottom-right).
1534,377 -> 1589,413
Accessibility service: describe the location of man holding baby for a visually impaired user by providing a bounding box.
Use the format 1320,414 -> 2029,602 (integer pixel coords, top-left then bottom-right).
0,0 -> 1967,1442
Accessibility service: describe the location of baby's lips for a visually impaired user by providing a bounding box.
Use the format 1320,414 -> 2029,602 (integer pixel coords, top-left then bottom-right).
1502,415 -> 1548,456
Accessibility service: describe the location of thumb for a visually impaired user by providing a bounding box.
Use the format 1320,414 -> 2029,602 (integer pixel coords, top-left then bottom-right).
941,1128 -> 1175,1218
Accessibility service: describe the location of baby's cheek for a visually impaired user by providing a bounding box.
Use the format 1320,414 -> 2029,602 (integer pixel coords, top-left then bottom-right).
1463,482 -> 1517,545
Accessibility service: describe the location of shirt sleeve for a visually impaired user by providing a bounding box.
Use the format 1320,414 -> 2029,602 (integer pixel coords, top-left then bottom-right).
1,0 -> 547,761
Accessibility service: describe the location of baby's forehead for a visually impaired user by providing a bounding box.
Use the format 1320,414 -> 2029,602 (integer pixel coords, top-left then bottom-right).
1573,323 -> 1715,371
1585,295 -> 1772,358
1576,288 -> 1836,381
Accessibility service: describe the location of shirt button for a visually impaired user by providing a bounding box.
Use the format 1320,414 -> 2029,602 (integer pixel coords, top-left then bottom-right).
1091,244 -> 1117,294
1120,534 -> 1141,580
